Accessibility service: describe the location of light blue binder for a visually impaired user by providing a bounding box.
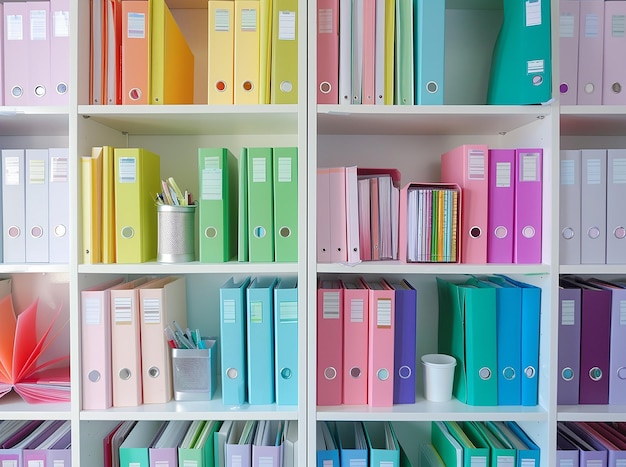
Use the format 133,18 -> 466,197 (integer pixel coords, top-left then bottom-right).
317,422 -> 340,467
247,276 -> 279,404
219,276 -> 251,405
363,421 -> 400,467
336,421 -> 368,467
274,277 -> 298,405
414,0 -> 445,104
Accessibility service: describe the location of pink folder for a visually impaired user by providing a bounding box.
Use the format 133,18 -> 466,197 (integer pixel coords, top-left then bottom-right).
341,280 -> 369,405
440,144 -> 489,264
3,2 -> 29,105
317,280 -> 343,406
603,1 -> 626,105
317,168 -> 331,263
361,0 -> 376,104
81,278 -> 124,410
577,0 -> 604,105
514,148 -> 543,264
487,149 -> 515,263
329,167 -> 348,263
49,0 -> 70,105
317,0 -> 339,104
559,0 -> 580,105
363,278 -> 395,407
27,2 -> 52,105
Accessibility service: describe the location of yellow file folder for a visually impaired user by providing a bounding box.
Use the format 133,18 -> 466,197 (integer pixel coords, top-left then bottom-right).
270,0 -> 298,104
234,0 -> 261,104
208,1 -> 235,104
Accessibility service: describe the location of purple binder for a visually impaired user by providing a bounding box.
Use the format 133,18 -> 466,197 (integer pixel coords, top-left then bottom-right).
557,284 -> 582,405
390,279 -> 417,404
557,432 -> 580,467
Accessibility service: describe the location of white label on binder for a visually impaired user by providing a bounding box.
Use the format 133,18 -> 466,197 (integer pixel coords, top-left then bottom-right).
30,10 -> 47,40
279,11 -> 296,40
620,300 -> 626,325
468,150 -> 485,180
201,168 -> 222,200
54,10 -> 70,37
278,157 -> 292,183
215,9 -> 230,32
526,0 -> 541,26
561,300 -> 575,326
241,9 -> 257,32
585,14 -> 599,37
51,157 -> 69,182
323,291 -> 340,319
527,60 -> 545,74
29,159 -> 45,184
613,158 -> 626,184
560,13 -> 575,38
350,298 -> 364,323
496,162 -> 511,187
612,14 -> 625,37
252,157 -> 266,183
118,157 -> 137,183
223,299 -> 236,324
84,297 -> 102,325
377,298 -> 391,327
521,153 -> 540,182
127,12 -> 145,39
142,298 -> 161,324
114,297 -> 132,324
7,15 -> 23,41
279,301 -> 298,323
318,8 -> 333,34
561,160 -> 575,185
5,157 -> 20,186
251,301 -> 263,323
587,158 -> 601,185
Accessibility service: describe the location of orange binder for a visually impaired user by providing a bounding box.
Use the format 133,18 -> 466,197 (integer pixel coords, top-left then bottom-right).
121,0 -> 149,104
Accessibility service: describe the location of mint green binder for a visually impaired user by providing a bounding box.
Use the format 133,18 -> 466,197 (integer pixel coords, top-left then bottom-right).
272,147 -> 298,262
247,147 -> 274,262
394,0 -> 414,105
238,148 -> 249,261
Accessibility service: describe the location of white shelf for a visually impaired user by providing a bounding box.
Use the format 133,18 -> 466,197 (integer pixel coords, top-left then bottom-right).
78,261 -> 299,275
317,261 -> 550,276
0,392 -> 71,420
560,106 -> 626,136
0,107 -> 69,136
558,405 -> 626,422
0,264 -> 70,274
560,264 -> 626,275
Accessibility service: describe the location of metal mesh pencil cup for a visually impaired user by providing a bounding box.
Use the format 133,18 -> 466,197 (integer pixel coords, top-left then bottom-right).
157,204 -> 196,262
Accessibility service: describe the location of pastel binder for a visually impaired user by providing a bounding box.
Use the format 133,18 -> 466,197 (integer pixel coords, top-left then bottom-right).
90,0 -> 105,104
338,0 -> 351,105
470,421 -> 517,466
487,148 -> 515,263
448,422 -> 490,467
270,0 -> 298,104
394,0 -> 413,105
121,0 -> 149,104
2,149 -> 26,263
363,278 -> 395,407
559,149 -> 582,265
114,147 -> 161,263
580,149 -> 607,264
341,279 -> 369,405
208,1 -> 235,104
317,0 -> 339,103
558,422 -> 607,467
214,419 -> 234,467
557,432 -> 580,467
577,0 -> 604,105
414,0 -> 445,104
603,1 -> 626,105
363,422 -> 399,466
149,0 -> 194,104
119,421 -> 164,467
431,421 -> 463,467
27,2 -> 51,105
345,166 -> 360,264
497,421 -> 540,467
273,147 -> 298,262
180,421 -> 222,467
557,281 -> 582,405
282,420 -> 298,467
274,277 -> 298,405
559,0 -> 580,104
81,147 -> 103,264
575,422 -> 626,466
105,0 -> 123,105
220,277 -> 251,406
389,279 -> 417,405
247,276 -> 278,404
336,422 -> 367,466
234,0 -> 261,104
351,0 -> 363,104
99,146 -> 114,264
317,422 -> 339,467
317,168 -> 331,263
0,3 -> 3,105
149,420 -> 192,467
375,0 -> 385,104
3,2 -> 29,104
252,420 -> 283,467
48,148 -> 70,264
317,280 -> 343,406
383,0 -> 395,105
441,144 -> 489,264
198,148 -> 238,263
239,148 -> 249,261
514,148 -> 543,264
80,278 -> 124,410
139,276 -> 187,404
606,149 -> 626,264
25,149 -> 49,263
361,0 -> 376,104
259,0 -> 272,104
329,167 -> 347,263
487,0 -> 552,105
226,420 -> 257,467
247,147 -> 274,262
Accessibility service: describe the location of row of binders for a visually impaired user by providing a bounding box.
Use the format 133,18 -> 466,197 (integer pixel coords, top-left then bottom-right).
108,419 -> 297,467
220,276 -> 298,406
0,420 -> 71,467
558,276 -> 626,406
81,276 -> 188,409
558,421 -> 626,466
207,0 -> 298,105
1,0 -> 70,106
427,420 -> 540,467
559,0 -> 626,105
205,147 -> 298,263
0,278 -> 70,404
559,149 -> 626,265
317,278 -> 416,407
90,0 -> 194,105
317,0 -> 551,106
0,148 -> 70,264
437,275 -> 541,407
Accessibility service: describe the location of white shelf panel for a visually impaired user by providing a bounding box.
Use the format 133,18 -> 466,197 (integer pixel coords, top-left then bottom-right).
78,105 -> 299,136
560,106 -> 626,136
78,262 -> 298,275
0,107 -> 69,136
558,405 -> 626,422
317,261 -> 550,276
317,399 -> 548,422
0,264 -> 70,274
317,105 -> 551,136
559,265 -> 626,275
0,392 -> 71,420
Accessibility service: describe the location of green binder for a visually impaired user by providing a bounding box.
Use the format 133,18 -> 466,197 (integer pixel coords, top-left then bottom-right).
272,147 -> 298,262
247,147 -> 274,262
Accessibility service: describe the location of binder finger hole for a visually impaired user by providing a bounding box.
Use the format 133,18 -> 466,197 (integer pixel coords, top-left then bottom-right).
588,226 -> 600,239
560,83 -> 569,94
522,226 -> 535,239
279,226 -> 291,238
525,366 -> 536,379
495,226 -> 508,239
561,367 -> 574,381
470,226 -> 482,239
503,367 -> 516,381
479,367 -> 492,380
205,227 -> 218,238
324,367 -> 337,380
54,225 -> 67,238
88,370 -> 101,383
319,81 -> 332,94
30,225 -> 43,238
226,368 -> 238,380
11,86 -> 23,98
119,368 -> 131,380
585,83 -> 595,94
561,227 -> 575,240
57,82 -> 68,95
253,226 -> 266,239
8,226 -> 20,239
34,85 -> 46,97
618,367 -> 626,380
280,368 -> 293,380
377,368 -> 389,381
589,367 -> 602,381
280,81 -> 293,93
398,366 -> 412,379
148,366 -> 160,378
242,80 -> 253,92
426,81 -> 438,94
215,80 -> 227,92
612,82 -> 622,94
614,226 -> 626,239
121,226 -> 135,239
350,367 -> 362,379
129,88 -> 142,101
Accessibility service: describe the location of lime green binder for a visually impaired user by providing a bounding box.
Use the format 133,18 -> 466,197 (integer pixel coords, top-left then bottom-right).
238,148 -> 249,261
247,147 -> 274,262
272,147 -> 298,262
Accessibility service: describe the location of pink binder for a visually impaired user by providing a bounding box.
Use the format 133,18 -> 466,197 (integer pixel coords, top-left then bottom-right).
487,149 -> 515,263
317,0 -> 339,104
317,168 -> 331,263
49,0 -> 70,105
603,1 -> 626,105
363,278 -> 395,407
577,0 -> 604,105
341,280 -> 369,405
329,167 -> 348,263
559,0 -> 580,105
361,0 -> 376,104
440,144 -> 489,264
27,2 -> 51,105
3,2 -> 29,105
514,148 -> 543,264
317,280 -> 343,406
345,166 -> 361,264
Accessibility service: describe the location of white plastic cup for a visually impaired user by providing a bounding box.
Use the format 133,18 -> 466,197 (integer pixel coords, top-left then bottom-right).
421,353 -> 457,402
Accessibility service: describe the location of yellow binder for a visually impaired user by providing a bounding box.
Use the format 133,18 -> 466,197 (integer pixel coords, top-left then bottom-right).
270,0 -> 298,104
384,0 -> 395,105
208,1 -> 235,104
150,0 -> 195,104
259,0 -> 272,104
114,148 -> 161,263
101,146 -> 116,264
81,149 -> 103,264
234,0 -> 261,104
